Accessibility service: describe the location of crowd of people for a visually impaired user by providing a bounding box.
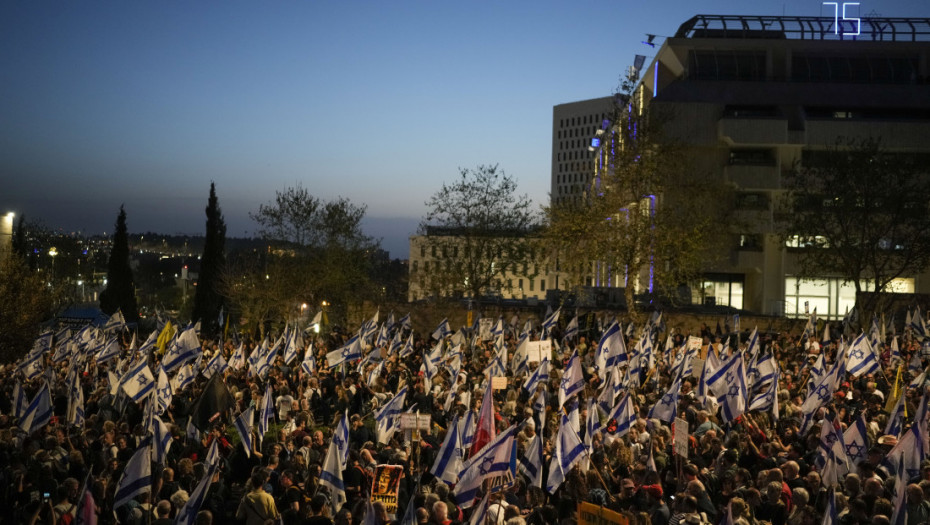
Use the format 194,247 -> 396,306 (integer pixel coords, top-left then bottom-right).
0,309 -> 928,525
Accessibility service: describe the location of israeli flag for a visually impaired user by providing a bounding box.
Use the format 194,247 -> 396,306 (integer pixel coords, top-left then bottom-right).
301,343 -> 316,375
320,440 -> 346,512
546,415 -> 586,493
518,432 -> 544,488
121,360 -> 156,402
609,392 -> 638,437
67,375 -> 85,428
138,330 -> 159,356
113,443 -> 152,509
258,384 -> 275,444
162,327 -> 201,372
523,358 -> 550,394
718,354 -> 748,424
19,382 -> 53,434
595,321 -> 627,371
95,339 -> 121,364
430,416 -> 463,485
326,334 -> 362,368
843,415 -> 869,465
234,406 -> 254,458
375,386 -> 408,444
333,412 -> 351,470
151,414 -> 173,465
432,318 -> 452,340
648,379 -> 681,423
172,364 -> 197,394
846,333 -> 879,378
175,458 -> 220,525
558,351 -> 584,409
156,366 -> 171,415
454,425 -> 516,507
203,350 -> 228,380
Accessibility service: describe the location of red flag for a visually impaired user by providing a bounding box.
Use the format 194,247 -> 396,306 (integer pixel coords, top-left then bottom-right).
470,381 -> 496,457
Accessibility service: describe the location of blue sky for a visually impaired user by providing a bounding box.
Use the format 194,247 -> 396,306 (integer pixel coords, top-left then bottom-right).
1,0 -> 924,257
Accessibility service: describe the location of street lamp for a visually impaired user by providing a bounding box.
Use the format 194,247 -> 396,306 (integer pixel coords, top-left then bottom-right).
48,247 -> 58,279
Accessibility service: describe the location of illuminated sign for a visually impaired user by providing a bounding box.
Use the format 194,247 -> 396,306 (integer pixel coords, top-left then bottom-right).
823,2 -> 861,36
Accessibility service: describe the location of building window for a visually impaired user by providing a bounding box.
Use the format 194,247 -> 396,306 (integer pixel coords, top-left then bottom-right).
420,246 -> 425,257
784,276 -> 914,320
540,280 -> 546,291
529,279 -> 535,292
729,149 -> 775,166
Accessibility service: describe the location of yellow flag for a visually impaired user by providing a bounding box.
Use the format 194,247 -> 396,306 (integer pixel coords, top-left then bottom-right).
156,320 -> 176,355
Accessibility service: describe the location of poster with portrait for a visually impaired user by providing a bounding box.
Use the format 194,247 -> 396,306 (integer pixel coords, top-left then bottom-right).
371,464 -> 404,516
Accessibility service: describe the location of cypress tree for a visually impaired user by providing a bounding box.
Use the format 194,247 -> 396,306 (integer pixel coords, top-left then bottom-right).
192,182 -> 227,338
99,205 -> 139,323
11,214 -> 26,259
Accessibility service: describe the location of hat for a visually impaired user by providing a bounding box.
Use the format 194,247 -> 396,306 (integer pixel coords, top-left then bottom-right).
878,435 -> 898,446
642,484 -> 663,499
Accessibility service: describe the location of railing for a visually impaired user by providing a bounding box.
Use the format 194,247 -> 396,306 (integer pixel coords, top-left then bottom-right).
675,15 -> 930,42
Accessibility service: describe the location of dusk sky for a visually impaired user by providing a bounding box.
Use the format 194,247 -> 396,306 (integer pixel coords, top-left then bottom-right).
2,0 -> 924,258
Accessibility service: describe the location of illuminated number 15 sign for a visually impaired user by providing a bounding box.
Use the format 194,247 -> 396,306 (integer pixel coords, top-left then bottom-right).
823,2 -> 861,36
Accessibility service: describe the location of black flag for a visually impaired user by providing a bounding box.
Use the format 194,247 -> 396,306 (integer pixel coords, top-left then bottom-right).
189,373 -> 234,432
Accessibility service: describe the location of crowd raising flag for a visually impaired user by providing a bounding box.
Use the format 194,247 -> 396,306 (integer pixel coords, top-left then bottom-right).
10,302 -> 930,525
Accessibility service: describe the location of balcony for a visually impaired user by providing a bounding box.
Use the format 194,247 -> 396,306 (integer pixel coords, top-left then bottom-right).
719,117 -> 788,145
725,164 -> 781,190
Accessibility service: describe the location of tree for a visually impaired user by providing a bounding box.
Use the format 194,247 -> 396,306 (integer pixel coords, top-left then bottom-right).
543,73 -> 728,318
192,182 -> 227,337
417,164 -> 538,302
11,214 -> 26,259
0,253 -> 55,361
781,137 -> 930,316
236,185 -> 378,327
99,205 -> 139,323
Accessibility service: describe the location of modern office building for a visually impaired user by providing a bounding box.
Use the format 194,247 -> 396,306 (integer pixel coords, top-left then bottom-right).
551,97 -> 614,206
559,14 -> 930,318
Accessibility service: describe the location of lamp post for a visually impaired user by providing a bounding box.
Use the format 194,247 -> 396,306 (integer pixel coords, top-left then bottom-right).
48,247 -> 58,281
321,300 -> 330,334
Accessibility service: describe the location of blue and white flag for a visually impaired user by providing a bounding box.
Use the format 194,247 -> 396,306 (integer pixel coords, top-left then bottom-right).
95,339 -> 121,364
121,360 -> 155,402
398,312 -> 412,331
333,412 -> 351,470
891,455 -> 908,525
558,351 -> 584,409
113,443 -> 152,509
234,406 -> 254,457
846,333 -> 879,378
375,385 -> 408,444
523,358 -> 550,394
748,351 -> 776,394
228,343 -> 246,370
172,364 -> 197,394
886,393 -> 906,437
454,425 -> 516,507
19,382 -> 52,434
13,381 -> 27,420
609,392 -> 637,437
718,354 -> 748,424
563,315 -> 579,341
327,334 -> 362,368
301,343 -> 316,375
258,384 -> 274,444
518,432 -> 544,488
432,318 -> 452,340
320,440 -> 346,512
175,459 -> 220,525
749,370 -> 780,420
822,489 -> 837,525
541,308 -> 561,339
546,415 -> 586,493
151,414 -> 173,465
595,321 -> 626,371
162,327 -> 201,372
430,417 -> 463,485
843,415 -> 869,466
203,350 -> 228,380
459,410 -> 477,451
283,329 -> 300,365
138,330 -> 158,356
156,366 -> 171,415
67,375 -> 85,428
648,379 -> 680,423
